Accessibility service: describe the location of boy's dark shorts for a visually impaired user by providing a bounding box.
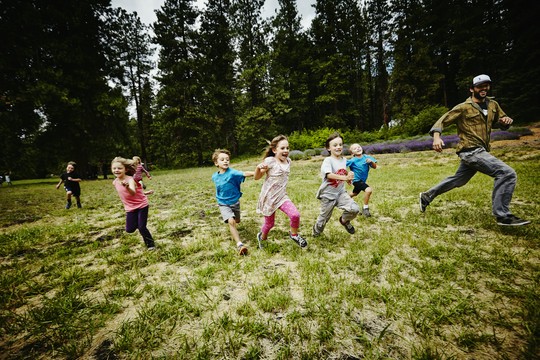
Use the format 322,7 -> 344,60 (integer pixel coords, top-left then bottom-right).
352,180 -> 370,195
64,186 -> 81,197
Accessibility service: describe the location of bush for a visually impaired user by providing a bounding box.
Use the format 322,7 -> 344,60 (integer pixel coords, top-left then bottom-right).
289,128 -> 340,151
402,105 -> 448,136
304,149 -> 316,157
289,150 -> 308,160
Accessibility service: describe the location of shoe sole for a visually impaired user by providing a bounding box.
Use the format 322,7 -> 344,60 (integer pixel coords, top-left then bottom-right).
238,246 -> 248,255
497,221 -> 531,226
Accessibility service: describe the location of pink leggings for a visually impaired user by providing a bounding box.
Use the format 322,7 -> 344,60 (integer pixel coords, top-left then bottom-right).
261,200 -> 300,234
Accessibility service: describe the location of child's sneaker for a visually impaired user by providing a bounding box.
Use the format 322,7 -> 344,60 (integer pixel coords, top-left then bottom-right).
339,216 -> 355,234
289,232 -> 307,248
256,232 -> 264,249
65,201 -> 71,209
77,202 -> 82,209
147,246 -> 156,251
362,208 -> 371,217
237,242 -> 248,255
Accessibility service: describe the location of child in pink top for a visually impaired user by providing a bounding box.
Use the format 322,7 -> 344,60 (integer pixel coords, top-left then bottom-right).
132,156 -> 152,189
112,157 -> 156,250
254,135 -> 307,249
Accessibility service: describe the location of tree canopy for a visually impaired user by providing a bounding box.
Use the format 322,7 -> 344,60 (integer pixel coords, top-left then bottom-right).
1,0 -> 538,177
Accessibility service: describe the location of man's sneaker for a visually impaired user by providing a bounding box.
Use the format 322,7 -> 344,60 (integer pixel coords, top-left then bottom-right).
339,216 -> 355,234
363,208 -> 371,217
496,215 -> 531,226
65,201 -> 71,209
237,242 -> 248,255
419,192 -> 430,213
77,202 -> 82,209
256,232 -> 264,249
289,232 -> 308,248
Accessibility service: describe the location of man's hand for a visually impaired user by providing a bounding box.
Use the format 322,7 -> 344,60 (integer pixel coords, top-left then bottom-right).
499,116 -> 513,125
432,132 -> 445,152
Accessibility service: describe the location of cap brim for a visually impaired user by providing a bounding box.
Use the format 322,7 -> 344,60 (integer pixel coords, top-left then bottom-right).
473,81 -> 491,87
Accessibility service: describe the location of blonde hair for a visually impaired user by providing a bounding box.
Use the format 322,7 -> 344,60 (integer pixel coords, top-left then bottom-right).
262,134 -> 288,158
212,149 -> 231,165
132,156 -> 142,165
111,156 -> 136,176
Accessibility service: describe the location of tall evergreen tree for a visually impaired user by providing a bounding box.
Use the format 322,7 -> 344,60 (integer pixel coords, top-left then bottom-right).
365,0 -> 391,129
153,0 -> 204,166
0,0 -> 128,178
230,0 -> 270,153
103,8 -> 155,163
310,0 -> 350,129
389,0 -> 442,121
198,0 -> 238,155
268,0 -> 311,134
498,0 -> 540,122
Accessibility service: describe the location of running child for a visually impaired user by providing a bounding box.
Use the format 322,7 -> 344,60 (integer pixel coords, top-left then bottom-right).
55,161 -> 82,209
313,132 -> 360,236
347,143 -> 377,217
132,156 -> 152,189
212,149 -> 254,255
111,157 -> 156,250
254,135 -> 307,248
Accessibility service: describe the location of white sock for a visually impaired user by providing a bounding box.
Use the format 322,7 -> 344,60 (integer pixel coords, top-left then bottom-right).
363,205 -> 369,209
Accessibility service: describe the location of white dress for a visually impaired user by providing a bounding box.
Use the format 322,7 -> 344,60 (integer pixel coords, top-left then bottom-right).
256,157 -> 291,216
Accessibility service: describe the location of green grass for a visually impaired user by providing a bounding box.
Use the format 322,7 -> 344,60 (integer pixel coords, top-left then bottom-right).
0,146 -> 539,359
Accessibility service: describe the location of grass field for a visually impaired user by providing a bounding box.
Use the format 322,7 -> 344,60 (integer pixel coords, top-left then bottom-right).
0,145 -> 539,359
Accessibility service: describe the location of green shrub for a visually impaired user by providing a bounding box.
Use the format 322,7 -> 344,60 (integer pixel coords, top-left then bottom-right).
289,128 -> 340,151
288,150 -> 308,160
402,105 -> 448,136
304,149 -> 316,157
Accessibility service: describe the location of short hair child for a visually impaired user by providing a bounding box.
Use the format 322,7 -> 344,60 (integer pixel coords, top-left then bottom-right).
211,149 -> 254,255
313,132 -> 360,236
55,161 -> 83,209
347,143 -> 377,217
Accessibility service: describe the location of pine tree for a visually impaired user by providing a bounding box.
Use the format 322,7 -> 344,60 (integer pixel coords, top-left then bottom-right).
389,0 -> 442,121
198,0 -> 238,154
153,0 -> 204,166
103,8 -> 154,163
230,0 -> 271,153
268,0 -> 311,134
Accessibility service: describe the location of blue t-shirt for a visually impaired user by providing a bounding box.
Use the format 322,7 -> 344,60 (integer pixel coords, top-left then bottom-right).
346,155 -> 377,182
212,168 -> 246,205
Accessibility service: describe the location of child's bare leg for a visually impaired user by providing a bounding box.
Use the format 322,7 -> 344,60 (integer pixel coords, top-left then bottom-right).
363,187 -> 372,206
227,218 -> 241,243
349,192 -> 358,198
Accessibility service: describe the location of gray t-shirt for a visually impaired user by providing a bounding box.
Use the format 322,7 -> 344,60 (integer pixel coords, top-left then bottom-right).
316,156 -> 348,200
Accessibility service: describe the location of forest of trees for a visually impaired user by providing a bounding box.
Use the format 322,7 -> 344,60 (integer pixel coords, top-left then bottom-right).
1,0 -> 538,178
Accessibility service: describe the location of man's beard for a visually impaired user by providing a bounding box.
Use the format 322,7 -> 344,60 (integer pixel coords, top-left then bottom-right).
473,90 -> 486,101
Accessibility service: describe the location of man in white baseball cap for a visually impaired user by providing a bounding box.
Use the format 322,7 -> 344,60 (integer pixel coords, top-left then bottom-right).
472,74 -> 491,87
419,74 -> 530,226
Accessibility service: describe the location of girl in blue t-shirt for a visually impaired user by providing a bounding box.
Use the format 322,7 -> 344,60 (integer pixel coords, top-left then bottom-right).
211,149 -> 254,255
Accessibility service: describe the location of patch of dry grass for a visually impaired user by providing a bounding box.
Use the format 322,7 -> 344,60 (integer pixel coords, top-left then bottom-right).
0,146 -> 539,359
